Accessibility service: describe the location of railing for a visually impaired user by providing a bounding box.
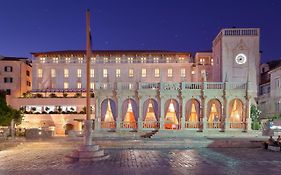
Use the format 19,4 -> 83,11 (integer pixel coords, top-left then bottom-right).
139,82 -> 159,90
181,82 -> 202,90
142,121 -> 160,128
117,82 -> 136,90
161,82 -> 180,90
228,83 -> 246,90
185,122 -> 200,128
164,122 -> 181,130
95,83 -> 115,90
206,83 -> 224,90
120,122 -> 137,129
229,122 -> 245,129
207,122 -> 221,129
101,121 -> 116,129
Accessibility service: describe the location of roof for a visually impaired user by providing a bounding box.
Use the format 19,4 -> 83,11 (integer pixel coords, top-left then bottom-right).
0,56 -> 29,61
31,50 -> 191,57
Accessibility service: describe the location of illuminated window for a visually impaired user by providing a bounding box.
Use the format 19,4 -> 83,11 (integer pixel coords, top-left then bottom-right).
51,69 -> 56,78
191,70 -> 195,75
128,57 -> 133,63
168,68 -> 173,77
65,57 -> 71,63
116,57 -> 121,63
103,57 -> 108,63
78,57 -> 84,63
129,83 -> 133,90
129,69 -> 134,77
91,57 -> 96,63
77,69 -> 82,78
53,57 -> 59,63
103,83 -> 108,89
141,68 -> 147,78
77,82 -> 82,89
90,69 -> 94,77
64,69 -> 69,78
103,69 -> 108,78
141,57 -> 146,63
166,57 -> 172,63
180,68 -> 186,77
90,83 -> 95,90
179,57 -> 185,62
211,59 -> 214,65
155,68 -> 160,78
40,57 -> 45,63
200,58 -> 205,65
153,57 -> 159,63
116,69 -> 121,77
38,69 -> 43,78
64,82 -> 69,89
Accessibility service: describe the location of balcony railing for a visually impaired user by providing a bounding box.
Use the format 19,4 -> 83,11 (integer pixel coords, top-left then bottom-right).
206,83 -> 224,90
181,82 -> 202,90
142,121 -> 160,128
185,121 -> 200,128
139,82 -> 159,90
207,122 -> 221,129
120,122 -> 137,129
229,122 -> 244,129
101,121 -> 116,129
161,82 -> 181,91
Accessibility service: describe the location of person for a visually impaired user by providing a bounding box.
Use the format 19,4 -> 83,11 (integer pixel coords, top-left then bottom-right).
277,135 -> 281,146
264,136 -> 276,149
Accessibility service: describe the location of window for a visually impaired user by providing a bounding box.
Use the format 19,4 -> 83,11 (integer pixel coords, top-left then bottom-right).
90,83 -> 95,90
128,57 -> 133,63
65,57 -> 71,63
26,81 -> 31,86
275,101 -> 280,113
77,82 -> 82,89
64,69 -> 69,78
180,68 -> 186,77
179,57 -> 185,62
91,57 -> 96,63
211,59 -> 214,66
155,68 -> 160,78
103,57 -> 108,63
6,89 -> 11,95
141,68 -> 147,78
26,70 -> 30,76
51,69 -> 56,78
191,70 -> 195,75
64,82 -> 69,89
38,69 -> 43,78
4,77 -> 13,83
116,57 -> 121,63
129,69 -> 134,77
103,69 -> 108,78
4,66 -> 13,72
166,57 -> 172,63
275,78 -> 280,88
90,69 -> 95,78
168,68 -> 173,77
200,58 -> 205,65
53,57 -> 58,63
78,57 -> 84,63
129,83 -> 133,90
153,57 -> 159,63
77,69 -> 82,78
40,57 -> 45,63
141,57 -> 146,63
116,69 -> 121,77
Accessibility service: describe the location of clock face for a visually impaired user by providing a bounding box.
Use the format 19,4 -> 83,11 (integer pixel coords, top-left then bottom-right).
235,53 -> 247,64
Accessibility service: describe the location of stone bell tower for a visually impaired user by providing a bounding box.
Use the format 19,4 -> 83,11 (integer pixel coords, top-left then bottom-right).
212,28 -> 260,98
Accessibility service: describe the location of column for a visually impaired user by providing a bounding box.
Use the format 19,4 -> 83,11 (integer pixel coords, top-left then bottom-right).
245,98 -> 251,132
95,97 -> 101,130
202,98 -> 207,131
223,98 -> 229,131
160,97 -> 165,130
116,96 -> 123,130
181,97 -> 186,130
138,96 -> 143,130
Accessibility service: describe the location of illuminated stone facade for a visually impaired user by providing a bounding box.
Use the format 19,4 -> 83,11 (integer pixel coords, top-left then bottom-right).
8,28 -> 260,135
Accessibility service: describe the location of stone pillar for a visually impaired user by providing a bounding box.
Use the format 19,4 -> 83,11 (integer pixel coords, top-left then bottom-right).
116,96 -> 123,130
95,98 -> 101,130
223,98 -> 229,131
138,96 -> 143,130
245,97 -> 251,132
202,98 -> 208,131
160,97 -> 165,130
181,97 -> 186,130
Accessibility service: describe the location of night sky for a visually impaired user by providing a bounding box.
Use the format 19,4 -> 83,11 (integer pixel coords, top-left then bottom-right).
0,0 -> 281,63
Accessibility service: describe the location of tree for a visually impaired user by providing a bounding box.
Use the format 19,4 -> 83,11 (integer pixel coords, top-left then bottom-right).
0,91 -> 23,126
250,105 -> 261,130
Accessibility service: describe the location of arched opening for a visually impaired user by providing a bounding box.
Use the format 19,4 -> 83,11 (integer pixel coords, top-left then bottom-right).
229,99 -> 244,128
207,99 -> 222,128
186,99 -> 200,128
122,98 -> 138,129
64,123 -> 74,135
164,99 -> 179,129
143,98 -> 159,128
101,98 -> 117,129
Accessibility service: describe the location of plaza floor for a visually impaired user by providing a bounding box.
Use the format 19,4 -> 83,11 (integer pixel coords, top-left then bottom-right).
0,137 -> 280,175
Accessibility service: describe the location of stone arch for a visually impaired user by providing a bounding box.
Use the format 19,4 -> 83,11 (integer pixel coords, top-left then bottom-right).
164,98 -> 180,129
143,98 -> 158,121
228,98 -> 244,128
64,123 -> 74,135
101,98 -> 117,129
122,98 -> 138,128
185,99 -> 200,128
207,99 -> 222,128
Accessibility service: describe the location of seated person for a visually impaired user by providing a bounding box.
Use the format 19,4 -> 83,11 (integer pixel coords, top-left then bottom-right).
277,135 -> 281,146
264,136 -> 276,149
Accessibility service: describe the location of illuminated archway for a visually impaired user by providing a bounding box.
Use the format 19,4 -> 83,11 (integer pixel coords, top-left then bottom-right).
101,98 -> 117,129
186,99 -> 200,128
229,99 -> 244,128
122,98 -> 138,129
164,99 -> 179,129
143,98 -> 159,128
207,99 -> 222,128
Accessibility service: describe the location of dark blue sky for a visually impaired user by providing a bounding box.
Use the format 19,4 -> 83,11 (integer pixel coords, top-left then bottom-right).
0,0 -> 281,62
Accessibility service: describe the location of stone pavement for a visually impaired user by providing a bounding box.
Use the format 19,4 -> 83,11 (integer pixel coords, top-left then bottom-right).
0,137 -> 280,175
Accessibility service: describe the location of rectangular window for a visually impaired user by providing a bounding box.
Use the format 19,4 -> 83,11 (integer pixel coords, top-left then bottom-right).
128,57 -> 133,63
64,69 -> 69,78
129,83 -> 133,90
77,82 -> 82,89
4,77 -> 13,83
38,69 -> 43,78
53,57 -> 59,63
211,59 -> 214,66
90,69 -> 95,78
77,69 -> 82,78
115,57 -> 121,63
141,68 -> 147,78
155,68 -> 160,78
40,57 -> 45,63
200,58 -> 205,65
91,57 -> 96,63
64,82 -> 69,89
65,57 -> 71,63
129,69 -> 134,77
78,57 -> 84,63
26,70 -> 30,76
168,68 -> 173,77
179,57 -> 185,63
153,57 -> 159,63
166,57 -> 172,63
103,57 -> 108,63
116,69 -> 121,77
6,89 -> 11,95
141,57 -> 146,63
4,66 -> 13,72
51,69 -> 56,78
180,68 -> 186,78
90,83 -> 95,90
103,69 -> 108,78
